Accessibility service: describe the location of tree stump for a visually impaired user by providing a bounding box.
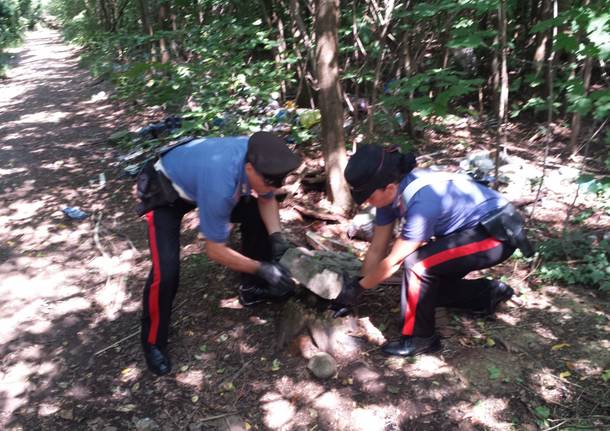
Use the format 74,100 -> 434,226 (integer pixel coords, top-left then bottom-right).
276,248 -> 385,361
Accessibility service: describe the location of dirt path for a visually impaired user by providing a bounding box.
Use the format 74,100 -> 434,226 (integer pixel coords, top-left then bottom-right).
0,29 -> 150,428
1,30 -> 609,431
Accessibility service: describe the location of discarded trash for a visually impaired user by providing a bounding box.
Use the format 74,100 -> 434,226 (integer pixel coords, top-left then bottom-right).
347,208 -> 376,241
138,116 -> 182,140
123,164 -> 142,177
298,109 -> 321,129
119,148 -> 145,162
63,207 -> 89,220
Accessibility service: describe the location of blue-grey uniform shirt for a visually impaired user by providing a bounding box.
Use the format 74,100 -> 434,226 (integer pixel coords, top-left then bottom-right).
159,136 -> 265,243
375,169 -> 508,241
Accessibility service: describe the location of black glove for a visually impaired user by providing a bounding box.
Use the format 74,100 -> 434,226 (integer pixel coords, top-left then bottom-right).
269,232 -> 291,262
331,276 -> 365,317
256,262 -> 295,293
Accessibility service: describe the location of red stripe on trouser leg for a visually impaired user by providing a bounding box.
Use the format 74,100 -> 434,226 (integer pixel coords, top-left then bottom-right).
401,237 -> 503,335
146,211 -> 161,345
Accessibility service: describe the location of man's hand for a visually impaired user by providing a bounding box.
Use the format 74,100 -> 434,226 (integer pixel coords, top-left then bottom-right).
269,232 -> 291,262
333,276 -> 365,307
256,262 -> 295,293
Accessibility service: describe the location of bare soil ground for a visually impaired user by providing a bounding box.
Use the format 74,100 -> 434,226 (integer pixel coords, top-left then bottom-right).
1,29 -> 609,431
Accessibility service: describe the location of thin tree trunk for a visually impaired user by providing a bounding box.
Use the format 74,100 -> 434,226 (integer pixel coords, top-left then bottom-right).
529,0 -> 557,222
494,0 -> 509,188
158,2 -> 171,64
569,56 -> 593,154
138,0 -> 156,61
367,0 -> 396,136
315,0 -> 350,212
569,0 -> 593,154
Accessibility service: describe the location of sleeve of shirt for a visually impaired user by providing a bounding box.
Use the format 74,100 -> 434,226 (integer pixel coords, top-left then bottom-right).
196,190 -> 234,243
400,198 -> 443,241
375,204 -> 397,226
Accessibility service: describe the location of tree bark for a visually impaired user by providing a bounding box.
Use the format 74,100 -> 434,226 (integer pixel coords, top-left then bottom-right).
315,0 -> 351,212
494,0 -> 509,188
569,0 -> 592,154
138,0 -> 156,61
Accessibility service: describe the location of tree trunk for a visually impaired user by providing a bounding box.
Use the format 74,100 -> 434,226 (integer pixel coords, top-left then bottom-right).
138,0 -> 156,62
569,0 -> 593,154
315,0 -> 351,212
569,56 -> 593,154
494,0 -> 509,188
158,2 -> 171,64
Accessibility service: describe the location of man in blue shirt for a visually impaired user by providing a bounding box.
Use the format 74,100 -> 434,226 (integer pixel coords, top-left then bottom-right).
139,131 -> 300,375
334,145 -> 530,357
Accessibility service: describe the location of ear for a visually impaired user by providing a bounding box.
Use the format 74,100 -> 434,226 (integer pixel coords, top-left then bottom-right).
385,182 -> 398,196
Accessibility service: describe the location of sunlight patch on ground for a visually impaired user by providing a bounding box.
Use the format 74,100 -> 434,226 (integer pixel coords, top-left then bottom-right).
38,402 -> 61,416
5,199 -> 44,221
406,355 -> 451,378
0,167 -> 28,176
16,110 -> 69,124
261,397 -> 297,429
531,322 -> 559,342
530,368 -> 565,404
350,407 -> 390,431
175,369 -> 204,390
461,398 -> 512,431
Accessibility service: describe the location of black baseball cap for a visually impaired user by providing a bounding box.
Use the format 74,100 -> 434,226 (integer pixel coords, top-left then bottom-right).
247,131 -> 301,187
344,145 -> 399,204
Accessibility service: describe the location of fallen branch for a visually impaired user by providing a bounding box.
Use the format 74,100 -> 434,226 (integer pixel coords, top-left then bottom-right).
94,314 -> 191,356
292,203 -> 346,223
305,230 -> 352,252
220,359 -> 254,387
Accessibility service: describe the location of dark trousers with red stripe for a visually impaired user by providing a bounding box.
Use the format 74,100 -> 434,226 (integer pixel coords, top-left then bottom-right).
401,224 -> 515,337
141,196 -> 272,349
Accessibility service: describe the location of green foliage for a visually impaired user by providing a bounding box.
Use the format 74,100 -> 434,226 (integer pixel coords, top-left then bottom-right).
537,230 -> 610,291
47,0 -> 610,151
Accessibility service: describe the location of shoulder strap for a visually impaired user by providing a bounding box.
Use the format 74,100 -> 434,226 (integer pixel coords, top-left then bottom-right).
402,169 -> 474,203
156,136 -> 196,158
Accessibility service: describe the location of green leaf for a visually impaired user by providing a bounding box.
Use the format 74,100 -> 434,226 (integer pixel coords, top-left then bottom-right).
555,33 -> 579,52
487,365 -> 501,380
535,405 -> 551,419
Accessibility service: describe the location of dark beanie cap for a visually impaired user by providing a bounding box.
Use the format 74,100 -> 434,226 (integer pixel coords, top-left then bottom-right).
247,132 -> 301,186
344,144 -> 416,205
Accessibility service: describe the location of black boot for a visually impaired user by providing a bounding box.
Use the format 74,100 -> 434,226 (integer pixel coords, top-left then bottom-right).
143,344 -> 172,376
472,281 -> 514,316
238,283 -> 293,306
381,334 -> 441,357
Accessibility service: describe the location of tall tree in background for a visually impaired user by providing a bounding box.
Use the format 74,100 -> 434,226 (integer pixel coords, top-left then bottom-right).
315,0 -> 350,212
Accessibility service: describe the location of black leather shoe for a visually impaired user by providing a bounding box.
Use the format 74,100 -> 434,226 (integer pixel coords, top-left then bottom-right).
143,344 -> 172,376
381,334 -> 441,357
238,284 -> 292,306
472,281 -> 514,316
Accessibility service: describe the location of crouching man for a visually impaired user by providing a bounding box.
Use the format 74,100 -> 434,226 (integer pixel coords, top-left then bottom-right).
334,145 -> 533,357
137,131 -> 300,375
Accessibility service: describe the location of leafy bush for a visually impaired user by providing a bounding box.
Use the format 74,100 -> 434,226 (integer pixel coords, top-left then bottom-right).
536,232 -> 610,291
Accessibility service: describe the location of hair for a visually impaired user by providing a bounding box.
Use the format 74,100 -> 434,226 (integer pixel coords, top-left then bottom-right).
382,150 -> 417,184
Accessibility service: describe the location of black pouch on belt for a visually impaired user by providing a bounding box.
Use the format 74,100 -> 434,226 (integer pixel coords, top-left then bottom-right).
480,203 -> 535,257
135,159 -> 179,216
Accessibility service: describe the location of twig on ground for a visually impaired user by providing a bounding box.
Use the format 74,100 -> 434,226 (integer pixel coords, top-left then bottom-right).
541,420 -> 568,431
94,315 -> 191,356
221,358 -> 254,386
198,412 -> 238,423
